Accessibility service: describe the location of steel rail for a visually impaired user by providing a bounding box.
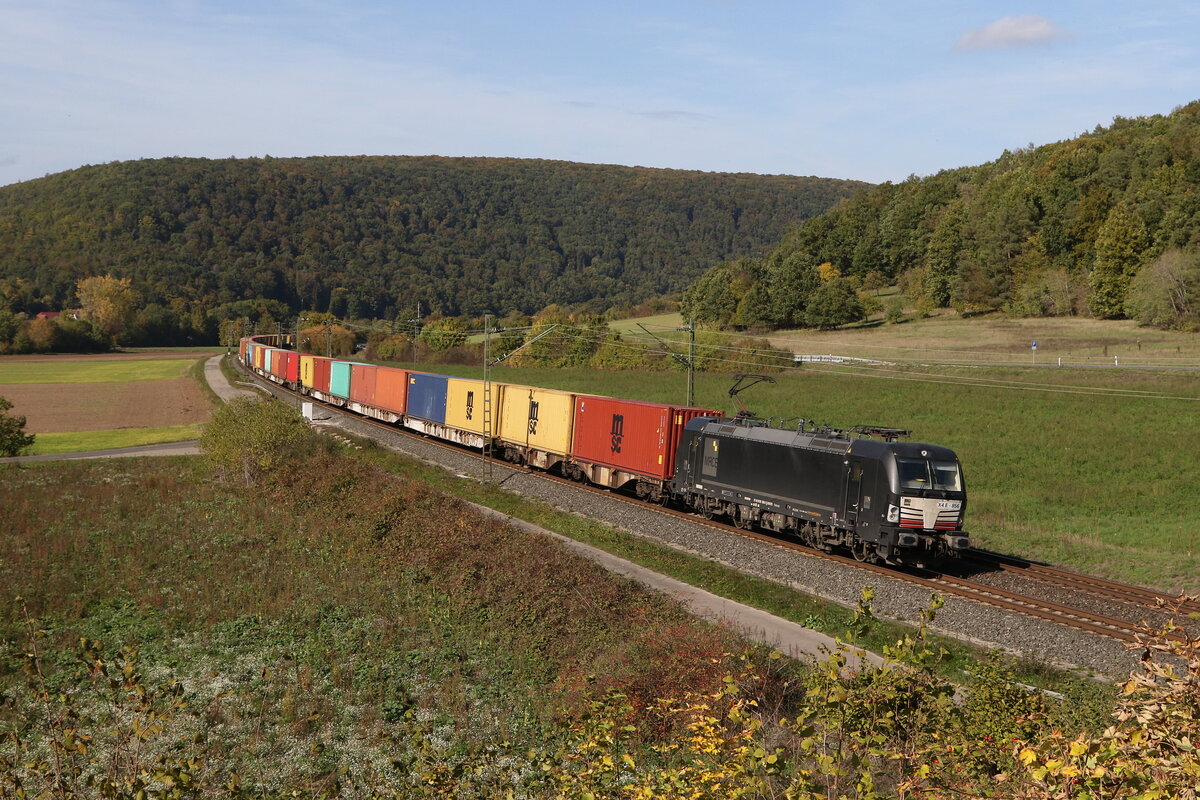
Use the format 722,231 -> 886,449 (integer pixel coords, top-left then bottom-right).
966,549 -> 1200,615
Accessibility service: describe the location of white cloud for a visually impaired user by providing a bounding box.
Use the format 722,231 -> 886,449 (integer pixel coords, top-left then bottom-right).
955,15 -> 1066,51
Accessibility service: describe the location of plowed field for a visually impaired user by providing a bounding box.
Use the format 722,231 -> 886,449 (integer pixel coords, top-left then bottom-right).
0,353 -> 213,434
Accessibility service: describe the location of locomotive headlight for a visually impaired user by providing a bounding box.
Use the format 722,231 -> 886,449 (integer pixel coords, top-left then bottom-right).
887,504 -> 900,523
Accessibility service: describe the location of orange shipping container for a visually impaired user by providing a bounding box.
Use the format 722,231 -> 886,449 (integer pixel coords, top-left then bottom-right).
373,366 -> 409,414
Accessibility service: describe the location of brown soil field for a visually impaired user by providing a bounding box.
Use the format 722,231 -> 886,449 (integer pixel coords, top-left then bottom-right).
4,377 -> 211,433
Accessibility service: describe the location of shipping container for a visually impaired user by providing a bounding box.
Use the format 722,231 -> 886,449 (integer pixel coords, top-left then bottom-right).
444,377 -> 490,434
253,344 -> 265,370
300,355 -> 333,393
373,367 -> 409,414
330,361 -> 369,399
267,348 -> 280,376
405,373 -> 449,423
497,384 -> 574,461
349,364 -> 377,406
571,396 -> 722,481
239,339 -> 248,361
281,351 -> 300,383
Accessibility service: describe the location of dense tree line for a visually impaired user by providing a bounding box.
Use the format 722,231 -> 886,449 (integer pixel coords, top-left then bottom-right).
685,101 -> 1200,330
0,156 -> 863,332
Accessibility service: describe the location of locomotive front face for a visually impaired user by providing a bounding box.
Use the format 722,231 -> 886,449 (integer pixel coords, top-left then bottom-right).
881,446 -> 969,557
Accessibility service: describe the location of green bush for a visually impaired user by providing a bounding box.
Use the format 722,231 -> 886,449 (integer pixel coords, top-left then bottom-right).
199,397 -> 318,484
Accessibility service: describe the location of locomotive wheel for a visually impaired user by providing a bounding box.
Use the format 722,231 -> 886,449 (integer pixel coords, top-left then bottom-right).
851,540 -> 876,563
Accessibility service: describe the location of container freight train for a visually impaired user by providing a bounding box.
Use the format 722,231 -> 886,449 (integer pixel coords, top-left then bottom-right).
240,337 -> 969,565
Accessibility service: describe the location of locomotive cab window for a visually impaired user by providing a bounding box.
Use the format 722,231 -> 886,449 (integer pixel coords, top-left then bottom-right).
897,458 -> 962,491
897,458 -> 930,489
932,461 -> 962,491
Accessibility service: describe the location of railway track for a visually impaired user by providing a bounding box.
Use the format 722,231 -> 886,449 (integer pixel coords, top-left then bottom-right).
241,360 -> 1190,648
965,549 -> 1200,617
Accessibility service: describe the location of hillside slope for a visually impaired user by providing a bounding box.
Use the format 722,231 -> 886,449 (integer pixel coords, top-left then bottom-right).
683,101 -> 1200,330
0,156 -> 865,319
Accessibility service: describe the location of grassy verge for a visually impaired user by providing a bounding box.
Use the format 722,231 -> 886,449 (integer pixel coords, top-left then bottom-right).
25,423 -> 204,454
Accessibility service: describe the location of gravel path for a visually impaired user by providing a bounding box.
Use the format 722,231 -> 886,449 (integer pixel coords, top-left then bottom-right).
256,373 -> 1144,679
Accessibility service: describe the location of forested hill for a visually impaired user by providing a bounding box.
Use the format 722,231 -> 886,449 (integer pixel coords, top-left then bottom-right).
0,156 -> 865,318
683,101 -> 1200,330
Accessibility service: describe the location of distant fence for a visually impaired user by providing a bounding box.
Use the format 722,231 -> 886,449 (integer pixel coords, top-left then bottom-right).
793,354 -> 892,366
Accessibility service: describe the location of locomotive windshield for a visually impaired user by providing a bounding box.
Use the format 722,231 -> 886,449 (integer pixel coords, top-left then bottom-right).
896,457 -> 962,491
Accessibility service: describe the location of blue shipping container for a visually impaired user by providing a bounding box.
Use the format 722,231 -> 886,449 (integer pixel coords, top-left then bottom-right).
406,373 -> 449,423
329,361 -> 368,399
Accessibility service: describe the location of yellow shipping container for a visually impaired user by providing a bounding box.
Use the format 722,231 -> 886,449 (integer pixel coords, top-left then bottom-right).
254,345 -> 265,370
444,377 -> 490,434
497,384 -> 574,456
300,355 -> 316,388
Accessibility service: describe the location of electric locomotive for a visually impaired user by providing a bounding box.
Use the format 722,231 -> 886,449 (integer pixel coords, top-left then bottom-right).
670,415 -> 968,565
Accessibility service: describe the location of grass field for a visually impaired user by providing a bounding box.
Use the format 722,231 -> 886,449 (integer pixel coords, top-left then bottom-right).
28,423 -> 204,454
0,357 -> 196,384
610,310 -> 1200,365
383,355 -> 1200,592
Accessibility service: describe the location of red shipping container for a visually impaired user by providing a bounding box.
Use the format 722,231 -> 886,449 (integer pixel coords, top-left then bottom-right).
571,396 -> 721,480
350,364 -> 377,405
311,357 -> 332,393
373,366 -> 409,414
286,352 -> 300,383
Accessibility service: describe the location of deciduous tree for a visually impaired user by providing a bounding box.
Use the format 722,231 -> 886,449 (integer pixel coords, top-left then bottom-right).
76,275 -> 140,344
0,395 -> 35,458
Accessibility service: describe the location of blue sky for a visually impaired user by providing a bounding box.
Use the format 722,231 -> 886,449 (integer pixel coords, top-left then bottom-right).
3,1 -> 1199,187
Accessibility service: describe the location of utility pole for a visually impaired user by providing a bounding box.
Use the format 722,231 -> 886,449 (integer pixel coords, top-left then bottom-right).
482,314 -> 493,481
684,319 -> 696,407
638,322 -> 697,407
411,301 -> 423,339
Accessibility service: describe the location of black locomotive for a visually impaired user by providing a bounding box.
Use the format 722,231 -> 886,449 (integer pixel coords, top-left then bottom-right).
670,414 -> 969,565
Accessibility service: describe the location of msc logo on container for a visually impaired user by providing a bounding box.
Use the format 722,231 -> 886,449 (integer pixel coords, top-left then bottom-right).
610,414 -> 624,453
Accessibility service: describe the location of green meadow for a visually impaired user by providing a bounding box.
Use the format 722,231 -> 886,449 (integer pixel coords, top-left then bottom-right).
0,358 -> 194,384
28,424 -> 205,454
